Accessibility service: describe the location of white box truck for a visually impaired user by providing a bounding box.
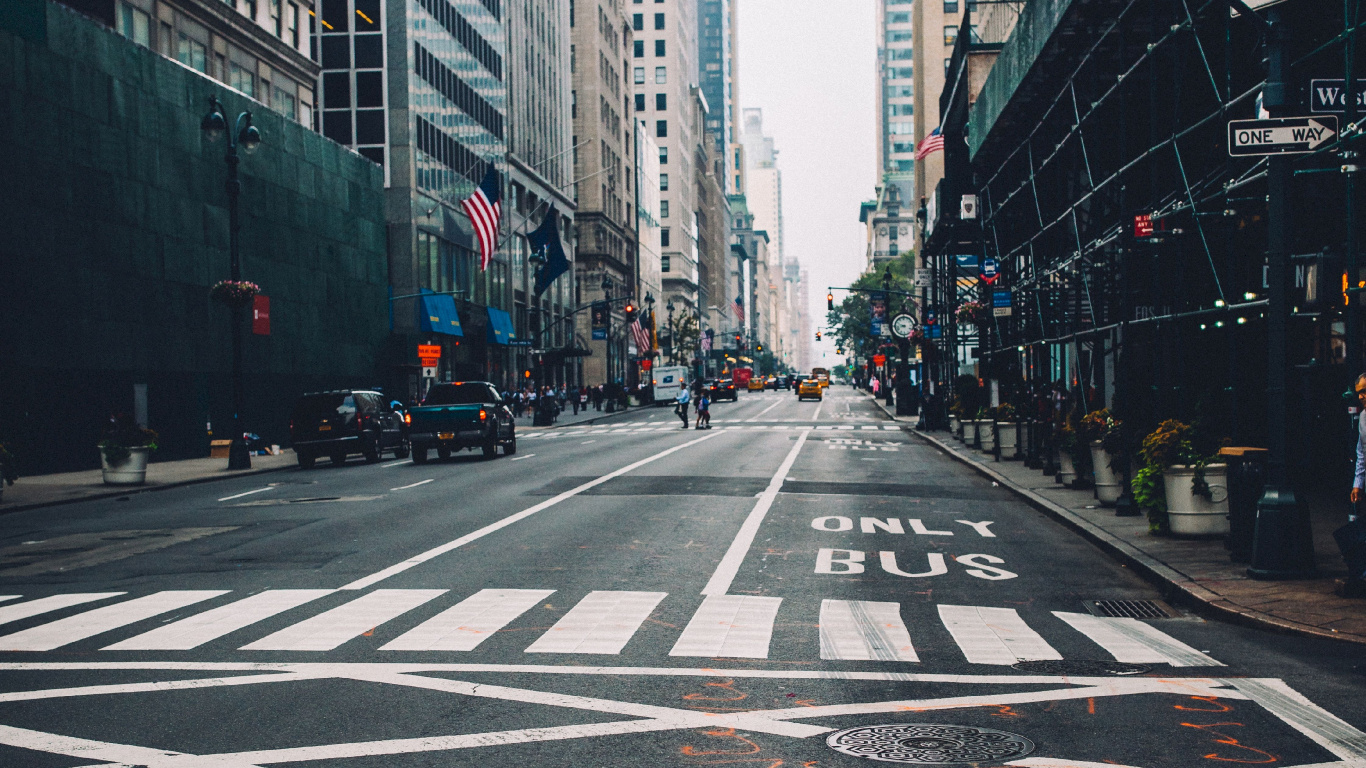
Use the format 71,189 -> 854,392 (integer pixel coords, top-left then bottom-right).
652,366 -> 688,404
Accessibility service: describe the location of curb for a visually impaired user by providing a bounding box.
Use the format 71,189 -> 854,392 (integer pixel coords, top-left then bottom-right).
0,461 -> 295,516
911,427 -> 1366,647
866,393 -> 918,423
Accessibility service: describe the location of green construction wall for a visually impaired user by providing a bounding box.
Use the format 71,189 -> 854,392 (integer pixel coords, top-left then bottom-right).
0,1 -> 390,473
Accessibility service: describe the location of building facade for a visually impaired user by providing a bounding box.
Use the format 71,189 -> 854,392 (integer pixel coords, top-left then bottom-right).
571,0 -> 639,387
112,0 -> 318,124
874,0 -> 916,227
316,0 -> 513,397
909,0 -> 964,256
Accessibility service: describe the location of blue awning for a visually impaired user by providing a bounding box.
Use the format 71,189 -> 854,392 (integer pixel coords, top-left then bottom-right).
418,293 -> 463,336
486,307 -> 516,345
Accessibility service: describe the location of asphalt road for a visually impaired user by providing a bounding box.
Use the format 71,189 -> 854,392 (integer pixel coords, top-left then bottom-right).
1,387 -> 1365,767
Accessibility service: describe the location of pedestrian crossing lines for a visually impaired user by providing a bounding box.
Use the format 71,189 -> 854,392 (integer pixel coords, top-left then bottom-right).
520,424 -> 903,440
0,589 -> 1222,667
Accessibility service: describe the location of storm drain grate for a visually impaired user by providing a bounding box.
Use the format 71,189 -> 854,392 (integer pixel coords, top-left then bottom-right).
1085,599 -> 1177,619
1012,659 -> 1150,676
825,724 -> 1034,764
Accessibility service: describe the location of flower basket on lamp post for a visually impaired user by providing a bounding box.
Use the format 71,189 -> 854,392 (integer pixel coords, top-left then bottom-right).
209,280 -> 260,309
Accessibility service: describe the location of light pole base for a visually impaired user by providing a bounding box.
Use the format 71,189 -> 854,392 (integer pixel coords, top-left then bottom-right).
228,439 -> 252,470
1113,490 -> 1141,517
1247,484 -> 1316,580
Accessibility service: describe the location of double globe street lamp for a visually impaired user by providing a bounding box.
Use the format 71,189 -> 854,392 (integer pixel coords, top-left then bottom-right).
201,96 -> 262,470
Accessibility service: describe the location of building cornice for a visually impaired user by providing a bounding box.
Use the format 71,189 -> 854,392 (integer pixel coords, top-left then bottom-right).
508,152 -> 578,211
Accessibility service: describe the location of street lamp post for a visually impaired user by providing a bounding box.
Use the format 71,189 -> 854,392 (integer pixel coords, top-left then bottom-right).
601,274 -> 614,386
666,300 -> 676,365
201,96 -> 261,471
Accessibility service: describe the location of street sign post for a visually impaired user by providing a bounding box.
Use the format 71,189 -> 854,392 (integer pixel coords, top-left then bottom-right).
980,258 -> 1000,285
1227,115 -> 1338,156
993,290 -> 1013,318
1309,79 -> 1366,114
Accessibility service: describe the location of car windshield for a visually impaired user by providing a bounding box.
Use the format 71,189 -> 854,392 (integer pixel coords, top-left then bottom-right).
423,383 -> 497,405
292,394 -> 356,421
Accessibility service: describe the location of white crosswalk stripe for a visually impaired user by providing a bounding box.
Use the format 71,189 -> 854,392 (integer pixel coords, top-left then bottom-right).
0,591 -> 227,651
1052,611 -> 1224,667
103,590 -> 336,651
937,604 -> 1063,665
819,599 -> 918,661
0,589 -> 1222,667
519,424 -> 899,439
525,590 -> 666,654
240,589 -> 446,651
0,593 -> 124,628
669,595 -> 782,659
380,589 -> 552,651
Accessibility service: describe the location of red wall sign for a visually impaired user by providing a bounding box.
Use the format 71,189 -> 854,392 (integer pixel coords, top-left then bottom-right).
1134,214 -> 1153,238
251,295 -> 270,336
872,354 -> 887,366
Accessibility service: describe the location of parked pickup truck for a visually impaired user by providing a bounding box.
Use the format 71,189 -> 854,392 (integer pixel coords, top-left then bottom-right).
407,381 -> 516,463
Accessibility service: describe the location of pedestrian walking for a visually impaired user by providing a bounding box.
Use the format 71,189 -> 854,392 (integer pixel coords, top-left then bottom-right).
674,385 -> 691,429
593,385 -> 603,411
695,389 -> 711,429
571,386 -> 581,415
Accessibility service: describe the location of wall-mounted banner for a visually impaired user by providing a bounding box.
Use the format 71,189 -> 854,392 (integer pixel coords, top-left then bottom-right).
591,301 -> 608,340
870,291 -> 888,337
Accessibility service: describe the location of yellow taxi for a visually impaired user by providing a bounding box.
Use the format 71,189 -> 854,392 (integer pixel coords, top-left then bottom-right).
747,377 -> 766,392
796,378 -> 823,401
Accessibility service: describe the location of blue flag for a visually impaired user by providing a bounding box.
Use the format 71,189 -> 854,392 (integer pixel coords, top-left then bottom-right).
531,209 -> 569,296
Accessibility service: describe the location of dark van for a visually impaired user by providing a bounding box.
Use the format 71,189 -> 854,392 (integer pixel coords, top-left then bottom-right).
290,390 -> 410,468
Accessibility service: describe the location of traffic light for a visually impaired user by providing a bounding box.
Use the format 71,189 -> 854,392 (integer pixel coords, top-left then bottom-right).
815,331 -> 822,341
735,333 -> 742,347
757,344 -> 763,352
623,301 -> 637,322
827,292 -> 834,311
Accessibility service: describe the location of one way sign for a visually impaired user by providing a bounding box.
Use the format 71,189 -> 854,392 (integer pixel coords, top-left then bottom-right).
1227,115 -> 1339,156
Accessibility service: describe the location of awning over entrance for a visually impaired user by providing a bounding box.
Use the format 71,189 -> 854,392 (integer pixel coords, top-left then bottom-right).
486,307 -> 516,345
419,292 -> 463,336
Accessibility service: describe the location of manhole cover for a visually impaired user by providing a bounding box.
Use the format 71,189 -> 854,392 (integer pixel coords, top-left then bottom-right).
1085,599 -> 1176,619
825,724 -> 1034,764
1012,659 -> 1150,675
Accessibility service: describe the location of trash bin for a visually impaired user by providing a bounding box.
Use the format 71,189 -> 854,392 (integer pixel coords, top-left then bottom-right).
1219,447 -> 1268,563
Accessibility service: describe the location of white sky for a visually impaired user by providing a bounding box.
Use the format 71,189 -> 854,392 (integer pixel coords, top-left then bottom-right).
737,0 -> 875,367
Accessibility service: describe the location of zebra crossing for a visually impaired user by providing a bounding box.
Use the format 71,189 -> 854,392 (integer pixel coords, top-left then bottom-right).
521,424 -> 904,440
0,588 -> 1222,667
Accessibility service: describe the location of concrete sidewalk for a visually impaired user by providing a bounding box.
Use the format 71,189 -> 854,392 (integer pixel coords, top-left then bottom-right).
909,415 -> 1366,645
0,451 -> 299,514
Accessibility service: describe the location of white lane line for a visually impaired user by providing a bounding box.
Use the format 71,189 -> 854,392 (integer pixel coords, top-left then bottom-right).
819,600 -> 918,662
381,589 -> 552,652
381,460 -> 413,468
103,590 -> 336,651
745,400 -> 784,422
581,440 -> 597,445
0,594 -> 125,628
0,592 -> 228,651
340,431 -> 721,591
1229,678 -> 1366,761
509,454 -> 536,461
670,595 -> 782,659
525,591 -> 666,655
217,486 -> 275,502
812,401 -> 824,420
242,589 -> 446,651
937,605 -> 1062,665
701,429 -> 810,596
391,479 -> 434,491
1052,611 -> 1224,667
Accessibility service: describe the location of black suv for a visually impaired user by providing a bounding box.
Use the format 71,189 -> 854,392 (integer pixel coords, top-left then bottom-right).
290,390 -> 410,469
707,378 -> 739,402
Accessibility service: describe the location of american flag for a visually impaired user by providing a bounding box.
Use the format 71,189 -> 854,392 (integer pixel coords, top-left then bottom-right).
914,126 -> 944,160
461,164 -> 502,270
701,330 -> 713,353
732,296 -> 745,323
629,318 -> 652,354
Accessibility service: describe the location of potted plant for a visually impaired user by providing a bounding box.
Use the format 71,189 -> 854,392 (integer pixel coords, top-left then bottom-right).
995,403 -> 1020,459
977,406 -> 997,452
1080,409 -> 1124,505
1058,424 -> 1079,486
1136,419 -> 1229,536
0,442 -> 16,503
949,396 -> 963,438
956,301 -> 987,325
99,413 -> 159,486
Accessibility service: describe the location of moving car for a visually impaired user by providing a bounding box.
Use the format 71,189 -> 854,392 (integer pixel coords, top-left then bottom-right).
764,376 -> 780,390
406,381 -> 516,462
812,367 -> 831,388
708,378 -> 739,401
747,377 -> 766,392
797,378 -> 823,401
290,390 -> 410,468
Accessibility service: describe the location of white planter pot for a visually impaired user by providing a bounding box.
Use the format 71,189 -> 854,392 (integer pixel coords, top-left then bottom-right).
969,420 -> 982,447
101,446 -> 151,486
1164,463 -> 1230,535
949,415 -> 960,436
997,422 -> 1019,458
1058,451 -> 1078,486
979,421 -> 996,452
1090,441 -> 1122,505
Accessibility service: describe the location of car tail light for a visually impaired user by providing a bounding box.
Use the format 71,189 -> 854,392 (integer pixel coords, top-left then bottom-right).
403,413 -> 411,425
479,409 -> 487,421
